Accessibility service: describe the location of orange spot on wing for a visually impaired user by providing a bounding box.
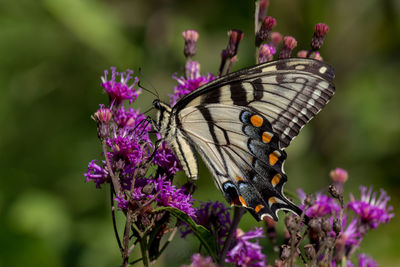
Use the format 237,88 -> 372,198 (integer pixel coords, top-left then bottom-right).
236,176 -> 244,182
271,174 -> 281,187
269,151 -> 280,165
262,132 -> 272,143
268,197 -> 276,204
255,204 -> 264,213
239,196 -> 247,207
250,115 -> 263,127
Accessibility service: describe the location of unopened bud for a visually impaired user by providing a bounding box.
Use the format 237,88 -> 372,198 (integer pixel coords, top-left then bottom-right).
311,23 -> 329,51
182,30 -> 199,58
304,244 -> 316,260
258,44 -> 274,63
330,168 -> 349,183
321,217 -> 332,233
94,105 -> 112,124
280,245 -> 291,261
278,36 -> 297,59
258,0 -> 270,22
226,29 -> 244,58
256,16 -> 276,46
333,218 -> 342,236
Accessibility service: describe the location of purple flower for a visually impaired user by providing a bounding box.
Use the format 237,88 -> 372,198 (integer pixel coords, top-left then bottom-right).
334,216 -> 362,260
182,201 -> 232,244
131,178 -> 154,200
155,175 -> 196,218
114,193 -> 129,210
84,160 -> 109,188
339,216 -> 362,247
170,61 -> 214,106
153,141 -> 182,175
348,186 -> 394,228
298,189 -> 340,217
358,253 -> 378,267
113,106 -> 150,137
183,253 -> 218,267
101,67 -> 140,104
226,227 -> 267,267
107,129 -> 152,166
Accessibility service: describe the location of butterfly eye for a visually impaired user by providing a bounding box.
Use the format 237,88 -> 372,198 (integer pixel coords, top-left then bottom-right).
153,100 -> 161,110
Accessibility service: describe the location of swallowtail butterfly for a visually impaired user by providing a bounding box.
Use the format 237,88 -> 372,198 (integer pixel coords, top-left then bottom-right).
153,58 -> 335,221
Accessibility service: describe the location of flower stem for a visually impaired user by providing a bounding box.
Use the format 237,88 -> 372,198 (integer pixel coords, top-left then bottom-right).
102,140 -> 122,194
122,209 -> 133,267
110,185 -> 123,253
219,206 -> 244,265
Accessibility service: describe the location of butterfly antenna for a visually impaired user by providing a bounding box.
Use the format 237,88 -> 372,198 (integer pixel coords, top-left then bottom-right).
138,68 -> 160,100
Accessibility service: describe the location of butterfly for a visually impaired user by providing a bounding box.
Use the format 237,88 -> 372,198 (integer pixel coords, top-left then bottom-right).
152,58 -> 335,221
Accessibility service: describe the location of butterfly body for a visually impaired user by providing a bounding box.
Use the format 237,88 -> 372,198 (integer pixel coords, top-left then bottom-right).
153,58 -> 335,221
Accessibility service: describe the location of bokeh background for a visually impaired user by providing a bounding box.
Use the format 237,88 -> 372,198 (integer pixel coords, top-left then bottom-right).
1,0 -> 399,266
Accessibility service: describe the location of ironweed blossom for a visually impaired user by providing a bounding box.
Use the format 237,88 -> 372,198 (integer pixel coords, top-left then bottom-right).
358,253 -> 378,267
298,188 -> 341,217
225,228 -> 267,267
170,61 -> 214,106
101,67 -> 140,105
348,186 -> 394,229
183,253 -> 218,267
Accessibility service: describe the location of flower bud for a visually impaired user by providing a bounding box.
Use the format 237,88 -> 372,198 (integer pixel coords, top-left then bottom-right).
256,16 -> 276,46
278,36 -> 297,59
330,168 -> 348,183
311,23 -> 329,51
226,29 -> 244,57
304,244 -> 316,260
258,44 -> 274,63
182,30 -> 199,58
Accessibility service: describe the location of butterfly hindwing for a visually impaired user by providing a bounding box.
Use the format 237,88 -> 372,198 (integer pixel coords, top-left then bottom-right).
179,104 -> 302,220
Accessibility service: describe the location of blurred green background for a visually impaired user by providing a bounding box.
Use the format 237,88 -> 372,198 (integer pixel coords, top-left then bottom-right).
1,0 -> 399,266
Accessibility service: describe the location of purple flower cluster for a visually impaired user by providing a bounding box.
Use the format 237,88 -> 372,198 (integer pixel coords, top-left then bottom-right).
84,67 -> 195,218
225,228 -> 266,267
348,186 -> 394,229
170,61 -> 214,106
358,253 -> 378,267
84,160 -> 108,188
101,67 -> 140,104
155,175 -> 196,218
295,168 -> 393,266
181,201 -> 232,244
298,188 -> 340,217
183,253 -> 218,267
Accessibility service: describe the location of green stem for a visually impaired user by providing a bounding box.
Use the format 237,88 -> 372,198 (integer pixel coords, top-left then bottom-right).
219,207 -> 244,266
139,235 -> 150,267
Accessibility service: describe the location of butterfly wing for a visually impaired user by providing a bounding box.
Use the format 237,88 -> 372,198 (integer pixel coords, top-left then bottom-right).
172,58 -> 335,220
175,58 -> 335,149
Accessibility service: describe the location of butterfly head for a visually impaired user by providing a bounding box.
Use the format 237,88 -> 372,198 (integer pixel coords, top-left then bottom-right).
153,99 -> 172,136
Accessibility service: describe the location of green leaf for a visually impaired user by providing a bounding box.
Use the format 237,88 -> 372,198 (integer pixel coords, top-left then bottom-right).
154,206 -> 218,261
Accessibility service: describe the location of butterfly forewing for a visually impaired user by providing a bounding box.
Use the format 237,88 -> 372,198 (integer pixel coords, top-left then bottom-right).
163,58 -> 335,221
